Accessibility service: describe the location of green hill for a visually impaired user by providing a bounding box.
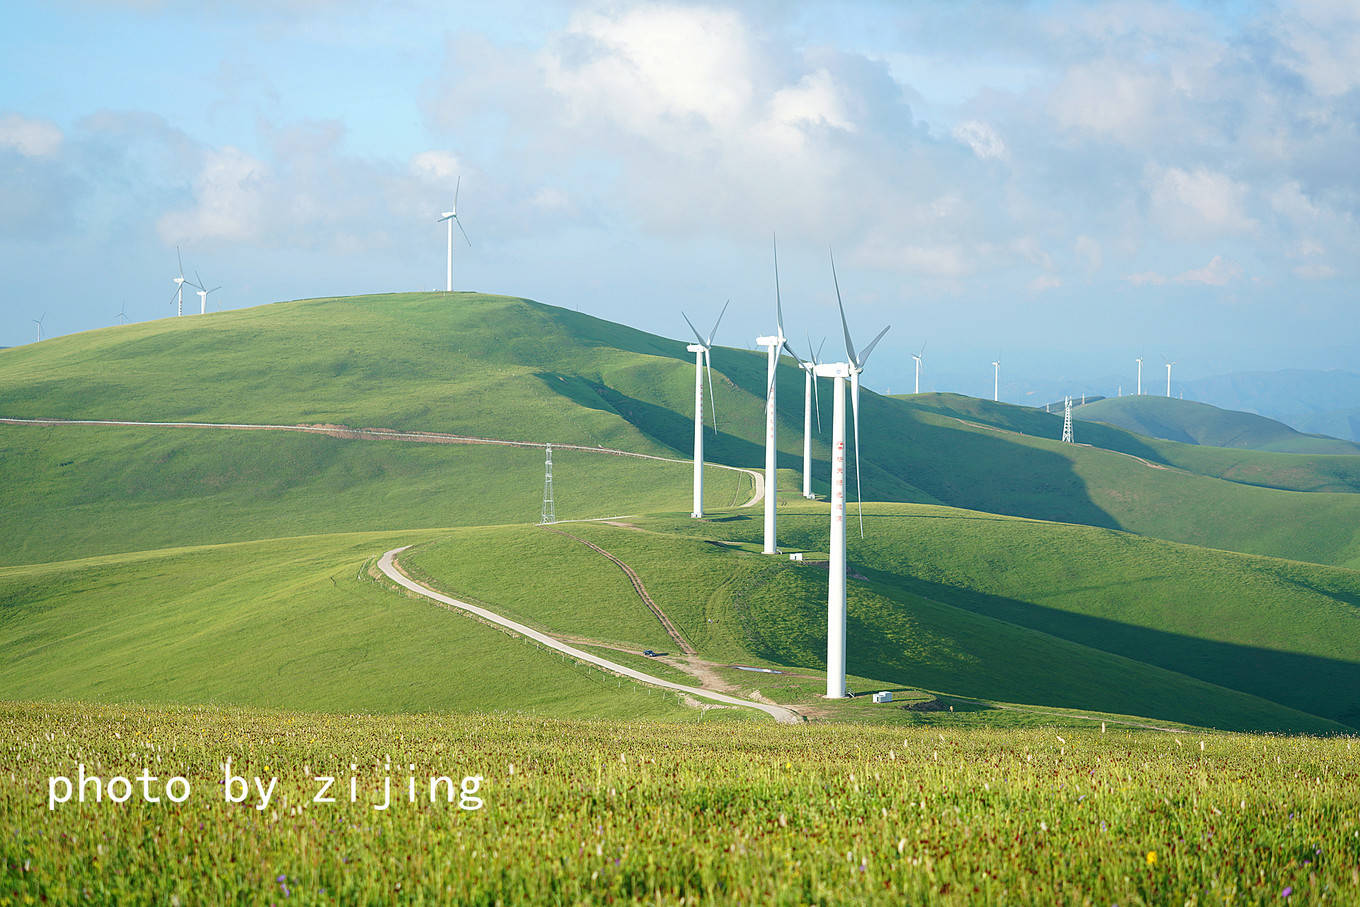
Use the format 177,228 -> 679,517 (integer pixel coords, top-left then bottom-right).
1074,394 -> 1360,454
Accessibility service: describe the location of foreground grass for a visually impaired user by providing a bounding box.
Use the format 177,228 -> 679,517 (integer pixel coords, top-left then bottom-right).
2,702 -> 1358,905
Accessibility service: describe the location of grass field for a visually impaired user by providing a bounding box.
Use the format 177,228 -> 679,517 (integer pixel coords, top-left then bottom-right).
3,702 -> 1358,905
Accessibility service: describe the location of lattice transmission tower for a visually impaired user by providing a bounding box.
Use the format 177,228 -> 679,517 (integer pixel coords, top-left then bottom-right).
540,443 -> 556,524
1061,396 -> 1074,444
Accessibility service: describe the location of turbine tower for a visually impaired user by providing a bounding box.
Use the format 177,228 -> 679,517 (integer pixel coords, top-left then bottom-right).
33,312 -> 46,343
1062,396 -> 1074,443
436,176 -> 471,292
817,252 -> 889,699
797,334 -> 825,500
992,360 -> 1000,402
1165,361 -> 1175,397
756,235 -> 796,554
681,301 -> 728,519
1136,357 -> 1143,395
194,271 -> 221,314
912,342 -> 926,394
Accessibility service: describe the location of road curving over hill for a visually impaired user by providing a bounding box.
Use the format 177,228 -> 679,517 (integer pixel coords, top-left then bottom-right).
377,546 -> 802,725
0,416 -> 764,508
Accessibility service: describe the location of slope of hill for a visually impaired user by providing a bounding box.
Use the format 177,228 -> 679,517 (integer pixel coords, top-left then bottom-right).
1073,395 -> 1360,454
1182,368 -> 1360,438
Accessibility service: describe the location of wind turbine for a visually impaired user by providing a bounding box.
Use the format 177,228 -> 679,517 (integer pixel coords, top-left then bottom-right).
1165,359 -> 1175,397
681,300 -> 728,519
1136,357 -> 1143,396
816,251 -> 889,699
756,234 -> 797,554
912,343 -> 926,394
992,359 -> 1000,402
117,302 -> 129,325
194,271 -> 222,314
33,312 -> 46,343
436,176 -> 471,293
171,246 -> 199,317
796,334 -> 826,500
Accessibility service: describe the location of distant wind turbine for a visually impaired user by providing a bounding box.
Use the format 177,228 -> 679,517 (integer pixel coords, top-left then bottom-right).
1165,359 -> 1175,397
194,271 -> 222,314
33,312 -> 46,343
992,359 -> 1000,402
1136,357 -> 1143,396
681,300 -> 728,519
817,251 -> 889,699
756,234 -> 798,554
436,176 -> 471,292
171,246 -> 199,317
912,342 -> 926,394
117,302 -> 129,325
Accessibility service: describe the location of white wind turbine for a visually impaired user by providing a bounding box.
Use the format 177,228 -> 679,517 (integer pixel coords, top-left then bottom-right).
436,177 -> 471,292
33,312 -> 46,343
816,252 -> 889,699
681,301 -> 729,519
1136,357 -> 1143,396
757,235 -> 798,554
912,342 -> 927,394
194,271 -> 221,315
1165,359 -> 1175,397
171,246 -> 199,317
796,334 -> 826,500
117,302 -> 129,325
992,359 -> 1000,402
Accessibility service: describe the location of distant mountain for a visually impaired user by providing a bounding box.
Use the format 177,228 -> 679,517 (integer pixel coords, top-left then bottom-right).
1182,369 -> 1360,442
1073,395 -> 1360,455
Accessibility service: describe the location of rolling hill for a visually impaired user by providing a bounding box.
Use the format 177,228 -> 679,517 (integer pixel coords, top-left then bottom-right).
1073,394 -> 1360,454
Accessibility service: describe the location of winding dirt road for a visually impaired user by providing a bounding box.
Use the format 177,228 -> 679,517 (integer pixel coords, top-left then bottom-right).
378,547 -> 802,724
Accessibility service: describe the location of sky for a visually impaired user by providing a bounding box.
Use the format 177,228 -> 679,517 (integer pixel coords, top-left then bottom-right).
2,0 -> 1357,402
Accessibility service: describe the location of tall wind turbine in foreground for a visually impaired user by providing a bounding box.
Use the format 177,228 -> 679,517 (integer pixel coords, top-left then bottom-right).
757,235 -> 796,554
912,343 -> 926,394
1136,357 -> 1143,395
171,247 -> 199,317
797,335 -> 825,500
194,271 -> 221,314
817,252 -> 889,699
436,177 -> 471,292
681,301 -> 728,519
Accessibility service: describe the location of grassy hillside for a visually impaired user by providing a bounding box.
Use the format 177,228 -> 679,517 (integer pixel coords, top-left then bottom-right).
0,423 -> 747,566
402,516 -> 1352,733
0,532 -> 707,720
1074,394 -> 1360,454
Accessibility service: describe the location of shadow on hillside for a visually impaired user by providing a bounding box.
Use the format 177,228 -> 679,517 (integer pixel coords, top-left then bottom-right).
856,564 -> 1360,732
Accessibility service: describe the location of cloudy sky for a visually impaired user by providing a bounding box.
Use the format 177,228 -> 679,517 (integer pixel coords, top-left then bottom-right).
2,0 -> 1357,400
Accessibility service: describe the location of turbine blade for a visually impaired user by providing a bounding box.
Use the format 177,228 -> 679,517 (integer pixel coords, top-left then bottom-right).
772,233 -> 785,337
436,214 -> 453,222
705,348 -> 718,434
455,215 -> 471,247
812,365 -> 822,433
852,370 -> 864,538
859,325 -> 891,365
454,175 -> 460,212
194,270 -> 205,291
919,340 -> 927,358
209,286 -> 222,293
830,249 -> 858,365
681,311 -> 705,345
177,245 -> 184,277
816,336 -> 826,363
171,286 -> 182,304
708,299 -> 729,345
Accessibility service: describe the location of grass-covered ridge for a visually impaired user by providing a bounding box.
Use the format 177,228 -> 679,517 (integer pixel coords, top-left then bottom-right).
4,702 -> 1358,905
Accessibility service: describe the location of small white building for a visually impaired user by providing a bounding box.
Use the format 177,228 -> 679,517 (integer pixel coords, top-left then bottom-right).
788,552 -> 804,561
872,691 -> 893,704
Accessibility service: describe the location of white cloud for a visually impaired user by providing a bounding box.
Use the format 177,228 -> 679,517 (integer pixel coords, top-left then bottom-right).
1030,274 -> 1062,292
1074,235 -> 1102,273
1293,262 -> 1338,280
953,120 -> 1007,161
410,150 -> 464,184
1124,271 -> 1166,286
1175,255 -> 1241,286
157,146 -> 268,243
1148,165 -> 1256,237
0,114 -> 63,157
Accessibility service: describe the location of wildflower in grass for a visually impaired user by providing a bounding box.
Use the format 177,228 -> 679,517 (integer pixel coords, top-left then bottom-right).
1282,886 -> 1293,897
1146,851 -> 1157,866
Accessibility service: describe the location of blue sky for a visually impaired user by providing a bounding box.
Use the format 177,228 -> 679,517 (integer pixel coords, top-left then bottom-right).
2,0 -> 1357,401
